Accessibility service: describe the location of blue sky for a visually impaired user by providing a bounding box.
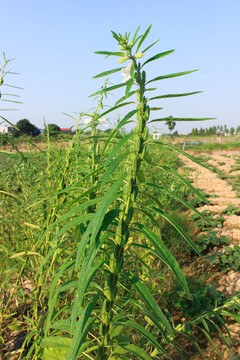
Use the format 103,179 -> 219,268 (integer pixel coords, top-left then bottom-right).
1,0 -> 240,133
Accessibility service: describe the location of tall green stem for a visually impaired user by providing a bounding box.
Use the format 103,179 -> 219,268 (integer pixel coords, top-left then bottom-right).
87,85 -> 106,214
98,60 -> 150,359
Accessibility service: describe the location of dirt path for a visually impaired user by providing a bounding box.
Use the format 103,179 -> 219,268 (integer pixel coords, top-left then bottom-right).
181,152 -> 240,244
180,151 -> 240,359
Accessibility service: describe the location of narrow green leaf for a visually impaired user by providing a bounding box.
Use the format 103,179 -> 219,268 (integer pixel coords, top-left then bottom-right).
94,51 -> 125,57
105,132 -> 134,167
2,93 -> 21,97
100,110 -> 137,159
142,50 -> 175,67
146,183 -> 211,225
93,67 -> 123,79
199,321 -> 223,358
142,39 -> 160,53
125,298 -> 169,342
0,190 -> 17,198
136,25 -> 152,53
59,167 -> 104,194
146,70 -> 198,84
125,78 -> 134,97
50,320 -> 71,332
75,259 -> 104,314
89,83 -> 126,98
117,320 -> 171,358
149,91 -> 201,101
39,213 -> 94,249
149,206 -> 201,256
126,274 -> 174,335
76,175 -> 125,268
150,117 -> 215,123
132,25 -> 141,44
92,101 -> 135,121
67,296 -> 98,360
134,206 -> 160,229
57,280 -> 79,293
135,223 -> 190,297
121,344 -> 153,360
157,164 -> 207,202
45,259 -> 76,334
41,336 -> 72,352
115,90 -> 137,106
2,99 -> 23,104
150,107 -> 163,111
35,239 -> 72,278
4,83 -> 23,90
148,140 -> 216,173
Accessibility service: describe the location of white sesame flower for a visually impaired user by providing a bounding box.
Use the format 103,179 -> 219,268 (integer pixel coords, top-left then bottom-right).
99,117 -> 108,127
121,61 -> 133,83
170,186 -> 174,192
83,117 -> 92,126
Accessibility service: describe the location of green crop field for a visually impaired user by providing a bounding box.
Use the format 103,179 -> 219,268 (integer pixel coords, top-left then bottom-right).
1,27 -> 240,360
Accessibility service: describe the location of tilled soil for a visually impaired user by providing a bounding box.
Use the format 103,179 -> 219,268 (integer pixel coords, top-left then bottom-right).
180,151 -> 240,359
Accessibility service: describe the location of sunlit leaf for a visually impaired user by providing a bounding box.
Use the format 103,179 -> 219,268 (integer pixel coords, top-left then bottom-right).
135,223 -> 190,296
136,25 -> 152,53
147,70 -> 198,84
89,83 -> 126,98
149,91 -> 201,101
150,117 -> 214,123
125,274 -> 174,334
93,67 -> 123,79
94,51 -> 125,57
142,50 -> 175,67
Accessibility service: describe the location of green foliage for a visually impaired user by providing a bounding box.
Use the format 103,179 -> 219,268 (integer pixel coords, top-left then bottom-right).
190,195 -> 208,208
174,283 -> 225,320
222,205 -> 240,216
194,231 -> 231,254
44,123 -> 61,136
208,244 -> 240,271
191,210 -> 224,231
165,115 -> 176,135
1,29 -> 240,360
13,118 -> 40,137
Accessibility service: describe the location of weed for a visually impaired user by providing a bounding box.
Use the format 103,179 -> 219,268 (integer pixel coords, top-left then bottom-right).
194,231 -> 231,254
191,210 -> 224,231
208,244 -> 240,271
222,205 -> 240,216
174,283 -> 225,320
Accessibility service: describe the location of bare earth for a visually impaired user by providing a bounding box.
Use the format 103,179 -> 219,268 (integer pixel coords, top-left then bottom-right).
180,150 -> 240,359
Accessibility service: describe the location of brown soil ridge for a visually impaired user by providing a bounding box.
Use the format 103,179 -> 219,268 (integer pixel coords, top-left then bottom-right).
180,151 -> 240,359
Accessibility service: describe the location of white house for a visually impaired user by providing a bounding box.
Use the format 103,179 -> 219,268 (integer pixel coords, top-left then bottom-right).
0,125 -> 14,135
152,132 -> 162,140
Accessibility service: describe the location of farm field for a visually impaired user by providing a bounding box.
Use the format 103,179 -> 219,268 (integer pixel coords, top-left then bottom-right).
1,140 -> 240,359
180,150 -> 240,358
1,24 -> 240,360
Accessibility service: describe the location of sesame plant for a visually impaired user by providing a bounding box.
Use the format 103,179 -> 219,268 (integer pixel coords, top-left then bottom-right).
0,53 -> 22,138
37,25 -> 238,360
1,26 -> 232,360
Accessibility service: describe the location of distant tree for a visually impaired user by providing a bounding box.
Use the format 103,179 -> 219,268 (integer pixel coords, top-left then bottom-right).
173,130 -> 179,136
236,126 -> 240,135
103,128 -> 113,134
230,127 -> 235,136
44,124 -> 61,136
198,127 -> 205,136
224,124 -> 229,134
212,126 -> 217,135
209,127 -> 214,135
13,119 -> 40,137
191,128 -> 198,136
165,116 -> 176,136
